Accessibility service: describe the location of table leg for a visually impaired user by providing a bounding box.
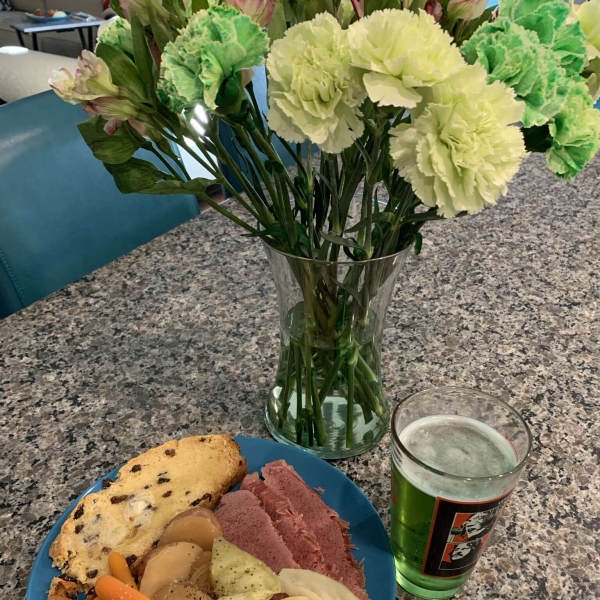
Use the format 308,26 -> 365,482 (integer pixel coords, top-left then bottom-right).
32,33 -> 38,52
88,27 -> 94,52
78,28 -> 86,50
15,30 -> 25,47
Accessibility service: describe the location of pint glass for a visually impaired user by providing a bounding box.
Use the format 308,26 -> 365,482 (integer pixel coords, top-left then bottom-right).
391,387 -> 532,599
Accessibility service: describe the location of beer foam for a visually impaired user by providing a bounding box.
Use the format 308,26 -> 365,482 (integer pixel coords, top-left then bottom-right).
397,415 -> 519,501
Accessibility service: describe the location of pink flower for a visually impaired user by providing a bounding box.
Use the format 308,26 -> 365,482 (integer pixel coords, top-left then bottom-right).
49,51 -> 119,103
424,0 -> 443,23
447,0 -> 487,21
225,0 -> 275,27
81,96 -> 138,133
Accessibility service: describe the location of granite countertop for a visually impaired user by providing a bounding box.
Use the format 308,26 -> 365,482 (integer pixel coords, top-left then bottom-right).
1,154 -> 599,599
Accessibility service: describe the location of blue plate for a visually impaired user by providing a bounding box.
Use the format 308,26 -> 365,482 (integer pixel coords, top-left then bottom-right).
25,436 -> 396,600
25,12 -> 71,23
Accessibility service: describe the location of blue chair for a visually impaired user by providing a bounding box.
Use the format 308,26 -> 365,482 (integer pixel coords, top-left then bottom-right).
0,91 -> 200,318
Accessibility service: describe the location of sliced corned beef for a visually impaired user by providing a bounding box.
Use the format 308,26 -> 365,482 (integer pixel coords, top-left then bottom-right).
241,472 -> 324,571
215,489 -> 299,573
262,460 -> 368,600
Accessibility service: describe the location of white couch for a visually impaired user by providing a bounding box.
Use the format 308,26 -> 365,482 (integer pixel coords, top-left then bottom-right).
0,0 -> 103,57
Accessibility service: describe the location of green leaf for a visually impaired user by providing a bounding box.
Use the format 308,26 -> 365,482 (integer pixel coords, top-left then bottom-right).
105,158 -> 173,193
364,0 -> 401,16
92,127 -> 143,164
95,43 -> 147,102
77,116 -> 111,146
191,0 -> 209,13
148,2 -> 173,51
130,13 -> 156,96
268,1 -> 287,43
345,211 -> 393,233
140,177 -> 213,195
321,232 -> 362,249
110,0 -> 125,18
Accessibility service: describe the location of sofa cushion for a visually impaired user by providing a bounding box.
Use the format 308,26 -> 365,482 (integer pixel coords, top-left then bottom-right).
10,0 -> 39,12
56,0 -> 103,15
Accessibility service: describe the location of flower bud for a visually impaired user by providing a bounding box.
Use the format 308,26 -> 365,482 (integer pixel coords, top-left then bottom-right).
225,0 -> 275,27
424,0 -> 442,23
447,0 -> 487,22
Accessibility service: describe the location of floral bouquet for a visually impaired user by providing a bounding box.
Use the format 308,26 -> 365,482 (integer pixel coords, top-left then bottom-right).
50,0 -> 600,457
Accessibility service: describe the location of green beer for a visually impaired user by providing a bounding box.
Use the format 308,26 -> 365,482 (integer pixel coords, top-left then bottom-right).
391,408 -> 527,599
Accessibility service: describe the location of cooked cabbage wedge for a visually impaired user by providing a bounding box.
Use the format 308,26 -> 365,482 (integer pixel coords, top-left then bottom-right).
279,569 -> 361,600
219,593 -> 278,600
210,538 -> 281,597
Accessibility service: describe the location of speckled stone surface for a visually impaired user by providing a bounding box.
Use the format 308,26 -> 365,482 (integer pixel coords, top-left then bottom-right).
1,154 -> 599,600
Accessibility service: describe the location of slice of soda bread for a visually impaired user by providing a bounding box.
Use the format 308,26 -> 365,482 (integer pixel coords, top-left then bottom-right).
48,577 -> 78,600
49,435 -> 247,591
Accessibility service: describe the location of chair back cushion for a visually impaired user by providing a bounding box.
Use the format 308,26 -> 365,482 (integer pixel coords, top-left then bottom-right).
0,91 -> 199,317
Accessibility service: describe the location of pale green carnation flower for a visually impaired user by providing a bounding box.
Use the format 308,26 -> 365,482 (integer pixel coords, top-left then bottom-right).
462,18 -> 569,128
267,12 -> 366,154
501,0 -> 586,76
577,0 -> 600,60
97,18 -> 134,58
546,80 -> 600,179
390,65 -> 527,218
158,6 -> 268,112
347,9 -> 464,109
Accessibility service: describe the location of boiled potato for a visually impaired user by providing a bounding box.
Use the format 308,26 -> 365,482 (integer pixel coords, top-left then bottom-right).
279,569 -> 360,600
159,508 -> 223,551
188,551 -> 212,594
139,542 -> 204,599
210,538 -> 280,597
153,582 -> 213,600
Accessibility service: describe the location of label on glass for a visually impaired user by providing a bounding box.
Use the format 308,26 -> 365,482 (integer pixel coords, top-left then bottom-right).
422,491 -> 511,578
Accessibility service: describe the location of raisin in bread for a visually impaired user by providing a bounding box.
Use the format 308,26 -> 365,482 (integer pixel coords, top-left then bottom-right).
49,435 -> 247,591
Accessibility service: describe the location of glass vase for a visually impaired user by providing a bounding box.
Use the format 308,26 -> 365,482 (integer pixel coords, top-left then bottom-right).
263,243 -> 412,459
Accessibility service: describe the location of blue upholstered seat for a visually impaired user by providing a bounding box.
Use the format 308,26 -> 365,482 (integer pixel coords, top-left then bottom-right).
0,91 -> 199,318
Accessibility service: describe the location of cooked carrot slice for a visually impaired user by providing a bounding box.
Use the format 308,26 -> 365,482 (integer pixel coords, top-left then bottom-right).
108,552 -> 137,589
95,575 -> 150,600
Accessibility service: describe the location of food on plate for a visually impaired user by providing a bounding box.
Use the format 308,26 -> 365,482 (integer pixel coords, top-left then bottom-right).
95,575 -> 150,600
159,507 -> 223,550
187,550 -> 212,593
108,551 -> 137,588
153,583 -> 212,600
49,435 -> 247,591
241,472 -> 324,571
216,490 -> 299,573
31,8 -> 67,17
48,577 -> 78,600
138,542 -> 204,598
210,537 -> 280,597
261,461 -> 367,600
280,569 -> 361,600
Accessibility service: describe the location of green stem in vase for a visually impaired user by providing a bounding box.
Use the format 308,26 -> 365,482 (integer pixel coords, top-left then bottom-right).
302,341 -> 315,447
346,357 -> 357,449
294,341 -> 303,444
277,346 -> 295,427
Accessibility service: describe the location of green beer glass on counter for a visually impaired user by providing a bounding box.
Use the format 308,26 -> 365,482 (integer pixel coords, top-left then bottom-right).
391,387 -> 532,599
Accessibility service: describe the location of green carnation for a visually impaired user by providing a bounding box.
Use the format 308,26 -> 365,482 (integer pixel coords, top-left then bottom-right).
501,0 -> 586,76
158,6 -> 268,112
347,9 -> 465,109
97,18 -> 134,58
463,18 -> 569,128
389,65 -> 527,218
267,12 -> 366,154
546,80 -> 600,179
